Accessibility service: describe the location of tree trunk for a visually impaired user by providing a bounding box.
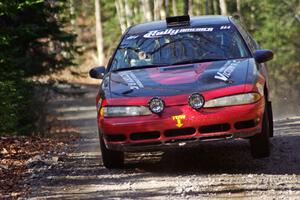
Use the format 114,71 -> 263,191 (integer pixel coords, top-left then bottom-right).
184,0 -> 189,15
124,0 -> 132,27
194,0 -> 201,16
205,0 -> 209,15
95,0 -> 104,65
165,0 -> 170,17
236,0 -> 241,14
143,0 -> 153,21
172,0 -> 177,16
160,0 -> 166,19
213,0 -> 219,15
219,0 -> 228,15
132,1 -> 139,24
154,0 -> 165,20
189,0 -> 193,16
209,0 -> 214,15
235,0 -> 243,20
115,0 -> 126,33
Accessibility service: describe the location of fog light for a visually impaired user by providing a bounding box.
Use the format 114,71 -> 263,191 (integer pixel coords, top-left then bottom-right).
189,93 -> 205,110
149,97 -> 165,114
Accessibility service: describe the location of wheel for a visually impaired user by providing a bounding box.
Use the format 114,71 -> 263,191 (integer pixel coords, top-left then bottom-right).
250,98 -> 270,158
100,134 -> 124,169
268,101 -> 274,137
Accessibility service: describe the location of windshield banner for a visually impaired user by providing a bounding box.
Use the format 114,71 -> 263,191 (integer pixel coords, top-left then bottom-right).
143,27 -> 214,38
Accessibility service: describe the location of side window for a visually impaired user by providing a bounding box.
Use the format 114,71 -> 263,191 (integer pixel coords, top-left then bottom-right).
233,19 -> 258,52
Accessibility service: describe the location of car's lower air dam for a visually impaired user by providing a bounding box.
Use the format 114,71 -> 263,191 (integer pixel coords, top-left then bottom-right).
234,119 -> 258,129
199,123 -> 231,133
105,134 -> 126,142
164,127 -> 196,137
130,131 -> 160,141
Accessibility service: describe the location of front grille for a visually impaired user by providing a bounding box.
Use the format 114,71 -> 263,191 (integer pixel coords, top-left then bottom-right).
130,131 -> 160,141
105,134 -> 126,142
199,123 -> 230,133
234,119 -> 257,130
164,127 -> 196,137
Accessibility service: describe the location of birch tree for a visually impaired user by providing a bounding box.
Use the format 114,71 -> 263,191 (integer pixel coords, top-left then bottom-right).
124,0 -> 132,27
95,0 -> 104,65
165,0 -> 170,17
236,0 -> 241,15
142,0 -> 153,22
154,0 -> 164,20
133,1 -> 140,24
189,0 -> 194,16
219,0 -> 228,15
172,0 -> 178,16
235,0 -> 243,20
194,0 -> 201,16
160,0 -> 166,19
115,0 -> 127,33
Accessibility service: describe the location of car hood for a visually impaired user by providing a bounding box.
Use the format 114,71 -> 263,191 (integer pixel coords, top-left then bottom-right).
103,58 -> 252,98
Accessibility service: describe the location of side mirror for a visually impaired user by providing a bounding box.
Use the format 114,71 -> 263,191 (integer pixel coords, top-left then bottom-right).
254,50 -> 274,63
89,66 -> 106,79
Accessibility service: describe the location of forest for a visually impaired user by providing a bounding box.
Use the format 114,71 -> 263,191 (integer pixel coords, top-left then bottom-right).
0,0 -> 299,135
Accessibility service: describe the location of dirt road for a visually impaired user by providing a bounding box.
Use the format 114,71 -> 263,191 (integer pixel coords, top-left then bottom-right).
28,85 -> 300,200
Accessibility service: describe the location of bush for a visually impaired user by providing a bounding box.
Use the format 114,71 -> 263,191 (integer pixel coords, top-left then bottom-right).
0,0 -> 77,135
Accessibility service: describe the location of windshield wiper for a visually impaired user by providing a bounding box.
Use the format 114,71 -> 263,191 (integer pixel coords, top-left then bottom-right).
171,58 -> 225,65
112,63 -> 170,72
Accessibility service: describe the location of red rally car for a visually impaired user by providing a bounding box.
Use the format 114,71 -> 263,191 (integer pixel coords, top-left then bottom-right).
89,15 -> 274,169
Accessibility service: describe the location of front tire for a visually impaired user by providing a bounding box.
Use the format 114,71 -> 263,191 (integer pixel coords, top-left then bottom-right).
250,99 -> 271,158
100,135 -> 124,169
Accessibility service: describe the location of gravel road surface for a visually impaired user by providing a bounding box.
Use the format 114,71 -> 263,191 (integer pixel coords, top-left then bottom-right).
28,85 -> 300,200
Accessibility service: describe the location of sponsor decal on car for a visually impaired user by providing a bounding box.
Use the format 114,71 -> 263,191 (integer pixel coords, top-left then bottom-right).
143,27 -> 214,38
118,71 -> 144,90
172,114 -> 186,128
220,25 -> 231,30
214,60 -> 240,82
126,35 -> 139,40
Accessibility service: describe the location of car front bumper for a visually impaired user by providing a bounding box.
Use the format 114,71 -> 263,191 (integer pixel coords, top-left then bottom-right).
99,98 -> 265,152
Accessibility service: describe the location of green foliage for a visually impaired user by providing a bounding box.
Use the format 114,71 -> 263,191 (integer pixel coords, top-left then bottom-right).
0,0 -> 77,77
0,0 -> 77,135
240,0 -> 300,110
1,0 -> 299,134
102,1 -> 122,55
0,79 -> 41,135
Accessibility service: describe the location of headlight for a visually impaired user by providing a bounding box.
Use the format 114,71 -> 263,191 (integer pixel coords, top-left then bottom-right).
148,97 -> 165,114
103,106 -> 152,117
188,93 -> 205,110
204,93 -> 261,108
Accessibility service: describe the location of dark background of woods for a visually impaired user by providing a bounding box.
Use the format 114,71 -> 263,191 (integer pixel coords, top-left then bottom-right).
0,0 -> 299,135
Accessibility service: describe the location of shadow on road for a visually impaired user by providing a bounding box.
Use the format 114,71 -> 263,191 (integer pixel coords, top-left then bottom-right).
127,134 -> 300,175
28,85 -> 300,199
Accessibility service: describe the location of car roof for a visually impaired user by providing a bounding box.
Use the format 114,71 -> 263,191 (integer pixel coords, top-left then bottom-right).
127,15 -> 232,35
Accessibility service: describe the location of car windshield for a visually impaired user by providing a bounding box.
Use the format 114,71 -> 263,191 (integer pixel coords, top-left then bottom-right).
110,25 -> 250,71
